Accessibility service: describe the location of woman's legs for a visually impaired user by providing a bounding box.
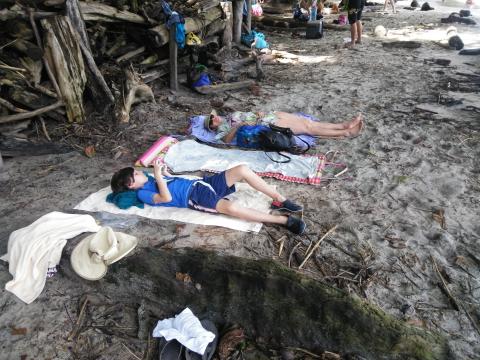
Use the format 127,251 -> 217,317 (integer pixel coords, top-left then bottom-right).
224,165 -> 286,202
274,112 -> 361,130
274,112 -> 363,138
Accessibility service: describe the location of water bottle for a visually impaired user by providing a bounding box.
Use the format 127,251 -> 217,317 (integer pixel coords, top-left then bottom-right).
310,2 -> 317,21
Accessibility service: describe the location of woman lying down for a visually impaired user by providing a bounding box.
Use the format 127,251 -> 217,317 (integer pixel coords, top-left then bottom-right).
205,110 -> 364,144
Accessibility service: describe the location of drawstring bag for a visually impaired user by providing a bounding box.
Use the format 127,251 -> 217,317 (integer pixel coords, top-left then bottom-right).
241,31 -> 269,49
252,3 -> 263,16
338,14 -> 347,25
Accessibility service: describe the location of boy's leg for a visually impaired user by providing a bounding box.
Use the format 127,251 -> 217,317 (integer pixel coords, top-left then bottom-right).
216,199 -> 287,224
224,165 -> 285,202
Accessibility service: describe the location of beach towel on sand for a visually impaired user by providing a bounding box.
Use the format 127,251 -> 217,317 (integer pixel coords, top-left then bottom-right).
1,212 -> 101,304
162,140 -> 325,185
188,113 -> 318,149
75,177 -> 272,233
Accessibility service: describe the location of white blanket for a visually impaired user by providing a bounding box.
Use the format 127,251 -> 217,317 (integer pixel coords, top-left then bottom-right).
1,212 -> 101,304
164,140 -> 320,178
74,179 -> 270,233
152,308 -> 215,355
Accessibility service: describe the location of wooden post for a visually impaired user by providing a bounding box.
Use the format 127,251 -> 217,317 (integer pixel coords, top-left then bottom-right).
232,0 -> 243,44
221,1 -> 233,49
246,0 -> 252,32
169,26 -> 178,91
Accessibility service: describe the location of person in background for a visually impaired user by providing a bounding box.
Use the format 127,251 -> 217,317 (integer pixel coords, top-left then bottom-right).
345,0 -> 365,48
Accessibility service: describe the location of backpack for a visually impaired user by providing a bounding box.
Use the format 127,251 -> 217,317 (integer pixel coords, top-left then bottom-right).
236,124 -> 310,163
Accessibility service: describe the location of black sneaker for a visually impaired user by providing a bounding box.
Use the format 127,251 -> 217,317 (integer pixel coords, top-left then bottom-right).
286,216 -> 306,235
271,199 -> 303,213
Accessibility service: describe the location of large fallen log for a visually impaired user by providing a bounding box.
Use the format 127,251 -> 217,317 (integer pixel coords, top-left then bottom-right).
79,1 -> 148,24
149,6 -> 223,47
61,247 -> 451,359
194,80 -> 256,94
41,16 -> 86,123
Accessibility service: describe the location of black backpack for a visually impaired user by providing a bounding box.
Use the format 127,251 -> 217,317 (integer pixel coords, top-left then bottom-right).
258,124 -> 310,163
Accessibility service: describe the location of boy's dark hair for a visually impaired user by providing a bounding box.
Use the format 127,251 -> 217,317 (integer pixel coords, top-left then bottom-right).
111,167 -> 134,193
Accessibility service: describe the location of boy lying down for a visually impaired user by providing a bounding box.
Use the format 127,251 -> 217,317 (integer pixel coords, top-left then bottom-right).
111,161 -> 306,235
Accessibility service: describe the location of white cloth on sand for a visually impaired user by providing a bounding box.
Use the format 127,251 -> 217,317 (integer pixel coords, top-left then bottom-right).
75,176 -> 271,233
152,308 -> 215,355
164,140 -> 320,179
0,212 -> 101,304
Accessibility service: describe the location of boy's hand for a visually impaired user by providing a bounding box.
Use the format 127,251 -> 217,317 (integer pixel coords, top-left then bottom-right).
153,160 -> 171,178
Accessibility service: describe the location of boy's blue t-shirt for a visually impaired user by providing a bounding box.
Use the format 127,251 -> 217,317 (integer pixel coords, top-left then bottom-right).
137,176 -> 195,208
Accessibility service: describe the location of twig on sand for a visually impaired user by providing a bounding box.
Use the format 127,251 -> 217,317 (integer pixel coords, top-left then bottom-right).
299,225 -> 338,269
122,342 -> 142,360
67,297 -> 89,341
288,241 -> 302,268
431,255 -> 459,311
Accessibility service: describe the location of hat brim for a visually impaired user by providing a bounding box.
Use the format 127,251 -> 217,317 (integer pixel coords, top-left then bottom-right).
204,109 -> 218,131
70,228 -> 138,281
70,233 -> 108,281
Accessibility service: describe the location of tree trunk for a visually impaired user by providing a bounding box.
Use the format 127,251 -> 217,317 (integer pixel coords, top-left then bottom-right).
61,247 -> 451,360
41,16 -> 86,123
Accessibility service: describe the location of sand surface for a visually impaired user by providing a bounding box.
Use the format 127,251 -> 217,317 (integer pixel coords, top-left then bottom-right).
1,0 -> 479,358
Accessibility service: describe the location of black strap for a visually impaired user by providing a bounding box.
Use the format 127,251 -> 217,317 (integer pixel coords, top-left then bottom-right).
264,151 -> 291,163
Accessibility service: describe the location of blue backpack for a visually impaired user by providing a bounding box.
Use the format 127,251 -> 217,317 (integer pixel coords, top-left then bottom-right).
236,125 -> 269,149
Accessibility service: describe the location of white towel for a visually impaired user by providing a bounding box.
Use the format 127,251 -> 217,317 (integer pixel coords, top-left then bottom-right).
164,140 -> 321,179
0,212 -> 101,304
152,308 -> 215,355
75,179 -> 270,233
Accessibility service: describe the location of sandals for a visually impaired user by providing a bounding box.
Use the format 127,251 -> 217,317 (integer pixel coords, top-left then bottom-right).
159,339 -> 184,360
185,320 -> 218,360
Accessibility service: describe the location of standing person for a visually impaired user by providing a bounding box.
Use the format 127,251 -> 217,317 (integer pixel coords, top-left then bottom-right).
110,163 -> 307,235
345,0 -> 365,48
384,0 -> 396,13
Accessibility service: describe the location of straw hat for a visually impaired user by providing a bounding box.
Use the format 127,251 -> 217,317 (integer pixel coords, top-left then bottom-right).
204,109 -> 218,130
70,226 -> 138,281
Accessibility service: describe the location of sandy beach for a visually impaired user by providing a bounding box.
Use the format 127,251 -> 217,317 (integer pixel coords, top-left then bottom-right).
1,0 -> 479,358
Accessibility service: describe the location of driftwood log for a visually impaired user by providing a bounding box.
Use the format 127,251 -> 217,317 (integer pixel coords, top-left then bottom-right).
117,68 -> 154,124
41,16 -> 86,123
60,247 -> 451,359
149,6 -> 223,47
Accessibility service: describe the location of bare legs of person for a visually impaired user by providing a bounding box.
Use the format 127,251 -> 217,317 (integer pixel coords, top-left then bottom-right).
274,112 -> 363,138
214,165 -> 305,234
346,20 -> 362,48
384,0 -> 396,12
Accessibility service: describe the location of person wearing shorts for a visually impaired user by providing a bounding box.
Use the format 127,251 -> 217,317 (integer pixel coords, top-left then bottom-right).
110,163 -> 306,235
346,0 -> 364,48
206,110 -> 364,144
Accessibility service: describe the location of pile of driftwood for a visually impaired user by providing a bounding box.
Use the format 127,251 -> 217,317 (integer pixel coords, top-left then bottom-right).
0,0 -> 244,133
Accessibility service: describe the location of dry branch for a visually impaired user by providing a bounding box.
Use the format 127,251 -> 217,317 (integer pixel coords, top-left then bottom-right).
117,69 -> 154,124
0,101 -> 63,124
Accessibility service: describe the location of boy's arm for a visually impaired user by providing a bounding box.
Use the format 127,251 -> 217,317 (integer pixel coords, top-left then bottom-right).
152,162 -> 172,204
222,122 -> 249,144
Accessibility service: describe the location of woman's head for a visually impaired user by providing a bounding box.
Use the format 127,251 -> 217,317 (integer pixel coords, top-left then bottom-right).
204,110 -> 223,131
111,167 -> 148,193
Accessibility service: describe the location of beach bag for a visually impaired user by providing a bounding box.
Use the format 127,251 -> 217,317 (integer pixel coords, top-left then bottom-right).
338,14 -> 347,25
259,124 -> 310,163
252,3 -> 263,16
188,64 -> 211,88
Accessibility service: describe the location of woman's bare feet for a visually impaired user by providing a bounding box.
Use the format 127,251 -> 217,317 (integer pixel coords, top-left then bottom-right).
342,114 -> 363,129
345,118 -> 364,137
